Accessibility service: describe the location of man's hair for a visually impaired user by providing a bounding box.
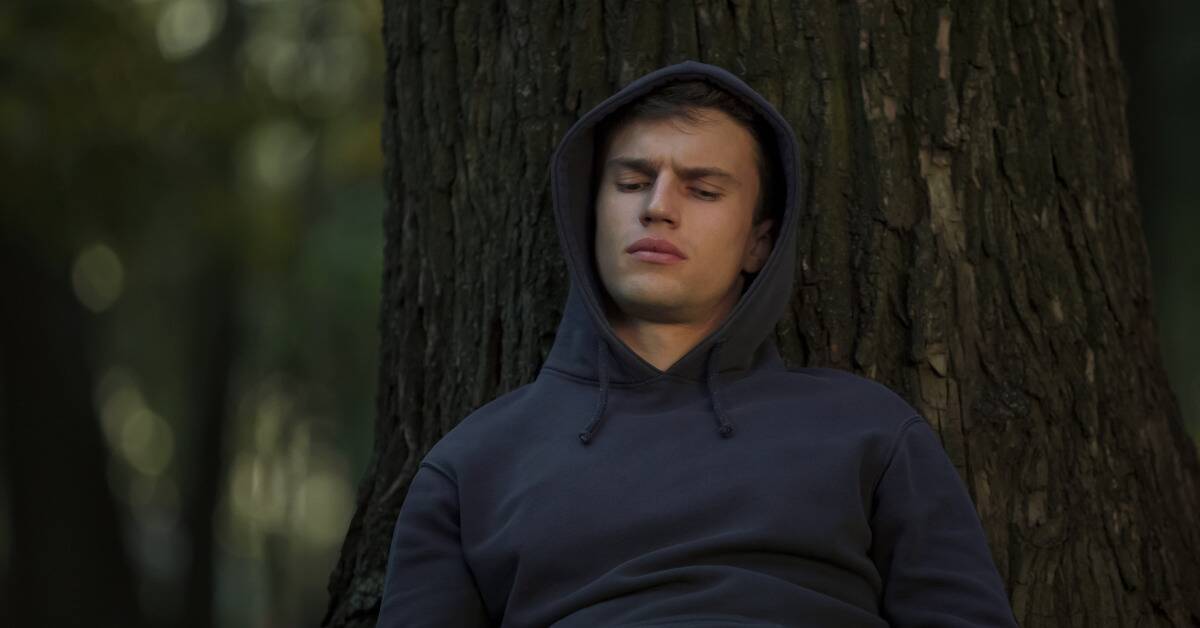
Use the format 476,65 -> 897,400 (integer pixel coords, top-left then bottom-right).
592,78 -> 782,237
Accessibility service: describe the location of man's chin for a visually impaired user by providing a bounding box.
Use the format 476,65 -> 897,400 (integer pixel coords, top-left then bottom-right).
610,291 -> 693,323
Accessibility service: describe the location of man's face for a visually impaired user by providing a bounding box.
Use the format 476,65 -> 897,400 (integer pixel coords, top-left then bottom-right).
594,108 -> 774,326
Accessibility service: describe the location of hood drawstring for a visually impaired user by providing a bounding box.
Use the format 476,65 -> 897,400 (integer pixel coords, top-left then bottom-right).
577,337 -> 610,444
577,337 -> 734,445
707,338 -> 735,438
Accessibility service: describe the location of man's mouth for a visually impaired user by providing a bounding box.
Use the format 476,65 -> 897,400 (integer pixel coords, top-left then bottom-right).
626,237 -> 687,264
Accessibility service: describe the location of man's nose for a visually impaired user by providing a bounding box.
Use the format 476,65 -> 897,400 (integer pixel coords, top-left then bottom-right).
643,171 -> 679,225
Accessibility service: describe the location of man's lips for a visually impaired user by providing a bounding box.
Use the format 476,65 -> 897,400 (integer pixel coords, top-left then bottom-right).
626,237 -> 686,264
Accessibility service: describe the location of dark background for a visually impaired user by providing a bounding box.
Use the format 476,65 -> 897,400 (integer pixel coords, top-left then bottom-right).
0,0 -> 1193,626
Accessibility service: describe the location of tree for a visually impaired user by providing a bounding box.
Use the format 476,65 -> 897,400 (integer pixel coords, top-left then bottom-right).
323,1 -> 1200,626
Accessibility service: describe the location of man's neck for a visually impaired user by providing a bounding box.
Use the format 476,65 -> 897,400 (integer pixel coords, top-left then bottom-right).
605,281 -> 743,372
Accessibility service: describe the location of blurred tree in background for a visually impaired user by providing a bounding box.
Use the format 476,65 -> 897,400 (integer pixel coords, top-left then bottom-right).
0,0 -> 1195,627
1,0 -> 383,626
1116,0 -> 1200,448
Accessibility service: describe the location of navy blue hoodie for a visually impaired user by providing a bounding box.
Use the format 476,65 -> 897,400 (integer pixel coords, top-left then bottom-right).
377,60 -> 1018,628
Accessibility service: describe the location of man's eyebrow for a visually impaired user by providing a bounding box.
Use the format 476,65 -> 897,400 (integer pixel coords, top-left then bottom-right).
606,156 -> 740,185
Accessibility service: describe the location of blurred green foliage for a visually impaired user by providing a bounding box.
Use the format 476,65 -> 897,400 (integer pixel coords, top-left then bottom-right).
1,0 -> 384,625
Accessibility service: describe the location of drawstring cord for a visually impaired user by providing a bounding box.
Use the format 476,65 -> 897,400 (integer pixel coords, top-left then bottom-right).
577,337 -> 734,444
707,338 -> 735,438
577,337 -> 610,444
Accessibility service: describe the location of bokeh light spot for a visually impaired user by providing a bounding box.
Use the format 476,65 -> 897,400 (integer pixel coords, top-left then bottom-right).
156,0 -> 226,60
71,242 -> 124,313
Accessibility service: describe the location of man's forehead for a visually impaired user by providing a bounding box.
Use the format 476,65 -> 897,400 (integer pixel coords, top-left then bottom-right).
604,155 -> 741,185
597,113 -> 757,180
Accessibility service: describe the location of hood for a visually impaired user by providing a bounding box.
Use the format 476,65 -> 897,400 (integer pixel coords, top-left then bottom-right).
542,59 -> 804,445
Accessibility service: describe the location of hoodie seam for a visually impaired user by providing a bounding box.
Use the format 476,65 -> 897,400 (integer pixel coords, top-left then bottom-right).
868,414 -> 925,505
414,460 -> 497,622
420,460 -> 458,487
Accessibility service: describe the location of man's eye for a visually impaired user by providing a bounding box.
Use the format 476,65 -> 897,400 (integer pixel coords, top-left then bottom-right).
616,182 -> 647,192
693,188 -> 722,201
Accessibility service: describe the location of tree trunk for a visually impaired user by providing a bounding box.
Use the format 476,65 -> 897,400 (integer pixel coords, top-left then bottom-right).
0,235 -> 145,628
178,260 -> 238,628
323,1 -> 1200,626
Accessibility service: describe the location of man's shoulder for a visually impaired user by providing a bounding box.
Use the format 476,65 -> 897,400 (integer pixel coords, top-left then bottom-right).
420,380 -> 540,471
778,366 -> 920,430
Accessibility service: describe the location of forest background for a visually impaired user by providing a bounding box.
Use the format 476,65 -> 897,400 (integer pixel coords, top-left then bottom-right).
0,0 -> 1195,627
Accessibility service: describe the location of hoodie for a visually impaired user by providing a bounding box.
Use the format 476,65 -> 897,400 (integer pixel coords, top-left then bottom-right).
377,59 -> 1018,628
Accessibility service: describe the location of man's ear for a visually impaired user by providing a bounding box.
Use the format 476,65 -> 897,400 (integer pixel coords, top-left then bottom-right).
742,218 -> 775,274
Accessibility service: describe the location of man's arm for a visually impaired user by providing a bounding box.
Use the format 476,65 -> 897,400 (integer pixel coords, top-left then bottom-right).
377,462 -> 493,628
868,416 -> 1019,627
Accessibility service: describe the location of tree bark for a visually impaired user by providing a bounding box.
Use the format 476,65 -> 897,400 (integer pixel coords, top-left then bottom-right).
324,1 -> 1200,626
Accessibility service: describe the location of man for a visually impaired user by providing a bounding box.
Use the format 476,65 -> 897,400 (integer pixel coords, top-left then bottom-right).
377,60 -> 1018,627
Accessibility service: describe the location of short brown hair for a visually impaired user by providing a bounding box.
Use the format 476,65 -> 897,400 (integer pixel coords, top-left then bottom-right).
593,78 -> 780,233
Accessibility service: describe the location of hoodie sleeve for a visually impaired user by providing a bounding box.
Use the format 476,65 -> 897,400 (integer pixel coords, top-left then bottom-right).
868,416 -> 1019,627
377,462 -> 494,628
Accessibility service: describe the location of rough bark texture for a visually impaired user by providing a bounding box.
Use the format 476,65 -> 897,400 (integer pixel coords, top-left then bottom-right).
324,1 -> 1200,626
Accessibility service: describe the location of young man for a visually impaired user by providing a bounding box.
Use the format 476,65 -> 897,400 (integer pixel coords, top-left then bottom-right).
377,60 -> 1018,627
